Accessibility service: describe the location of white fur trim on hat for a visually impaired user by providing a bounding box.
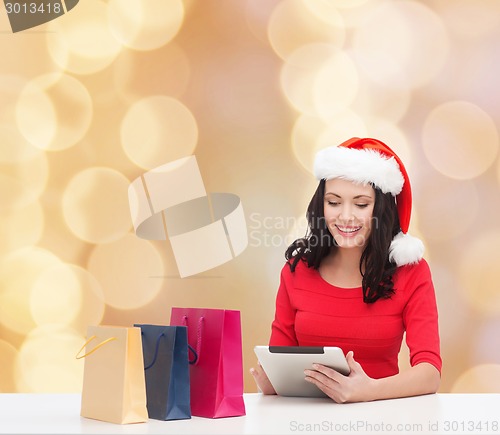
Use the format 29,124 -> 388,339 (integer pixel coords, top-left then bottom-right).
314,146 -> 404,195
388,232 -> 424,267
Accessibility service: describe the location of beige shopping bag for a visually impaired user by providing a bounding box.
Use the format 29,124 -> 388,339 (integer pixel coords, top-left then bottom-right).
77,325 -> 148,424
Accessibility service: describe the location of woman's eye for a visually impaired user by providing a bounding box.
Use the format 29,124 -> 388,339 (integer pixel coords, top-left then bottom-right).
356,204 -> 369,208
327,201 -> 339,206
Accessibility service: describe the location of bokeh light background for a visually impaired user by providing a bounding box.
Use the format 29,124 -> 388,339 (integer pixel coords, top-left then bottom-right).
1,0 -> 500,394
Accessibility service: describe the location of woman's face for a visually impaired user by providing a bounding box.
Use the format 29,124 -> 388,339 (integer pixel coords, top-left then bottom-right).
323,178 -> 375,250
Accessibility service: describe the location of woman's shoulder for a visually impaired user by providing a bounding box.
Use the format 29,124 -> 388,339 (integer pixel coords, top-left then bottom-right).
395,258 -> 431,278
393,258 -> 434,294
281,256 -> 317,278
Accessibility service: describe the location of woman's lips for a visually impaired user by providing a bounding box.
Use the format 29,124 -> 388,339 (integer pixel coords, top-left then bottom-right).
335,225 -> 362,237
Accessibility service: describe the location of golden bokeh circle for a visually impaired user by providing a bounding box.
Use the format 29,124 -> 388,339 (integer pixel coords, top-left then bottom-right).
313,50 -> 359,118
417,176 -> 478,242
301,0 -> 348,25
291,115 -> 327,173
46,0 -> 123,75
309,0 -> 374,10
0,340 -> 17,392
108,0 -> 185,51
353,79 -> 411,123
15,77 -> 55,151
318,111 -> 368,153
62,167 -> 132,244
16,73 -> 93,152
0,201 -> 44,256
451,364 -> 500,393
422,101 -> 499,180
121,96 -> 198,169
0,247 -> 63,335
16,325 -> 84,393
30,263 -> 83,327
31,264 -> 105,334
0,75 -> 44,164
280,43 -> 345,115
244,0 -> 283,45
268,0 -> 346,61
66,267 -> 106,335
87,234 -> 164,310
335,0 -> 386,30
352,1 -> 449,89
0,124 -> 42,164
0,152 -> 49,212
459,231 -> 500,315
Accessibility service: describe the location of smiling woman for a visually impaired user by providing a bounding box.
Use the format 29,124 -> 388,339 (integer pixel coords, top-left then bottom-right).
250,137 -> 441,403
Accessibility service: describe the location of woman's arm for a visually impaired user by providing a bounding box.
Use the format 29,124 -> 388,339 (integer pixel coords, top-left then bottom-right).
304,351 -> 440,403
369,361 -> 440,401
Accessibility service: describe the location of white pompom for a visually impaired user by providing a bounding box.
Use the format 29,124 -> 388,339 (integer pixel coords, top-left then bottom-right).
389,232 -> 424,267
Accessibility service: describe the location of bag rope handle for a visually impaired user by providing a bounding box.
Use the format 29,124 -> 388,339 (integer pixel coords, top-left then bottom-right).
182,315 -> 204,366
188,344 -> 198,365
75,335 -> 117,359
142,329 -> 199,369
143,331 -> 163,370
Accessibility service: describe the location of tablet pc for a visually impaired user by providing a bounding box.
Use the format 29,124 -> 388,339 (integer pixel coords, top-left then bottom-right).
254,346 -> 350,398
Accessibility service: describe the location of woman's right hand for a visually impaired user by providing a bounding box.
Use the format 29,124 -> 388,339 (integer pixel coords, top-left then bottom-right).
250,361 -> 276,395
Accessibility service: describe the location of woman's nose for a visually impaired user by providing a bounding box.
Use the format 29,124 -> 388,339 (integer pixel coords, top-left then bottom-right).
338,204 -> 354,221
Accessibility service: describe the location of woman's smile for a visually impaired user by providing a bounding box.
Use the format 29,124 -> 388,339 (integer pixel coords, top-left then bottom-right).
335,225 -> 362,237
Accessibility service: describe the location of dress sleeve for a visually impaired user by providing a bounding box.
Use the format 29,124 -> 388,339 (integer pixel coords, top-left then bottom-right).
402,260 -> 442,374
269,264 -> 298,346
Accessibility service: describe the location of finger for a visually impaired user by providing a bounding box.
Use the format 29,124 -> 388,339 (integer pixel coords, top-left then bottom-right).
346,351 -> 357,371
251,365 -> 266,378
251,366 -> 276,394
304,368 -> 341,390
346,351 -> 364,374
304,376 -> 343,403
310,363 -> 346,382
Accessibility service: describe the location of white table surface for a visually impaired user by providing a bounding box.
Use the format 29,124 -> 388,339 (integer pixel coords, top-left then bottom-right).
0,393 -> 499,434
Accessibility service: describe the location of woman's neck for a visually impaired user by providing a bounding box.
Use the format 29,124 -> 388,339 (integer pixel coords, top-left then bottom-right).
319,247 -> 364,288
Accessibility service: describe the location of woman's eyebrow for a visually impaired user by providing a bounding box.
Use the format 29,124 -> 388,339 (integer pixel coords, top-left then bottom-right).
324,192 -> 373,199
324,192 -> 340,197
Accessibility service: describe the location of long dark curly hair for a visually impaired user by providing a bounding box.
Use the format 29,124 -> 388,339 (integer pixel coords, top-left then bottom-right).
285,179 -> 400,303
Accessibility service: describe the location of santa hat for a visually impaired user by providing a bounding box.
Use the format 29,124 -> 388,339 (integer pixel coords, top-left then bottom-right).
314,137 -> 424,266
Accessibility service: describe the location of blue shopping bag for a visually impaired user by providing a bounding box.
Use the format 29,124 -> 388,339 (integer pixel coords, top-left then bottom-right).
134,324 -> 192,420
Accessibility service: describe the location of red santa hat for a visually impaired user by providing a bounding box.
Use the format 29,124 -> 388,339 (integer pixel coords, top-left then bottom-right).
314,137 -> 424,266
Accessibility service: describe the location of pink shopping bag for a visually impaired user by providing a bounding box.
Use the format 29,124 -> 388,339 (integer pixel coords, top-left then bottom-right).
170,307 -> 246,418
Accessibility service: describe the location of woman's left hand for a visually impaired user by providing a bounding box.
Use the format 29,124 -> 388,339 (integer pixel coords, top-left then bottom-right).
304,351 -> 375,403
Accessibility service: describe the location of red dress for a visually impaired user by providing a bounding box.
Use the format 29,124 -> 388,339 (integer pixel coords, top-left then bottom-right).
270,258 -> 442,379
